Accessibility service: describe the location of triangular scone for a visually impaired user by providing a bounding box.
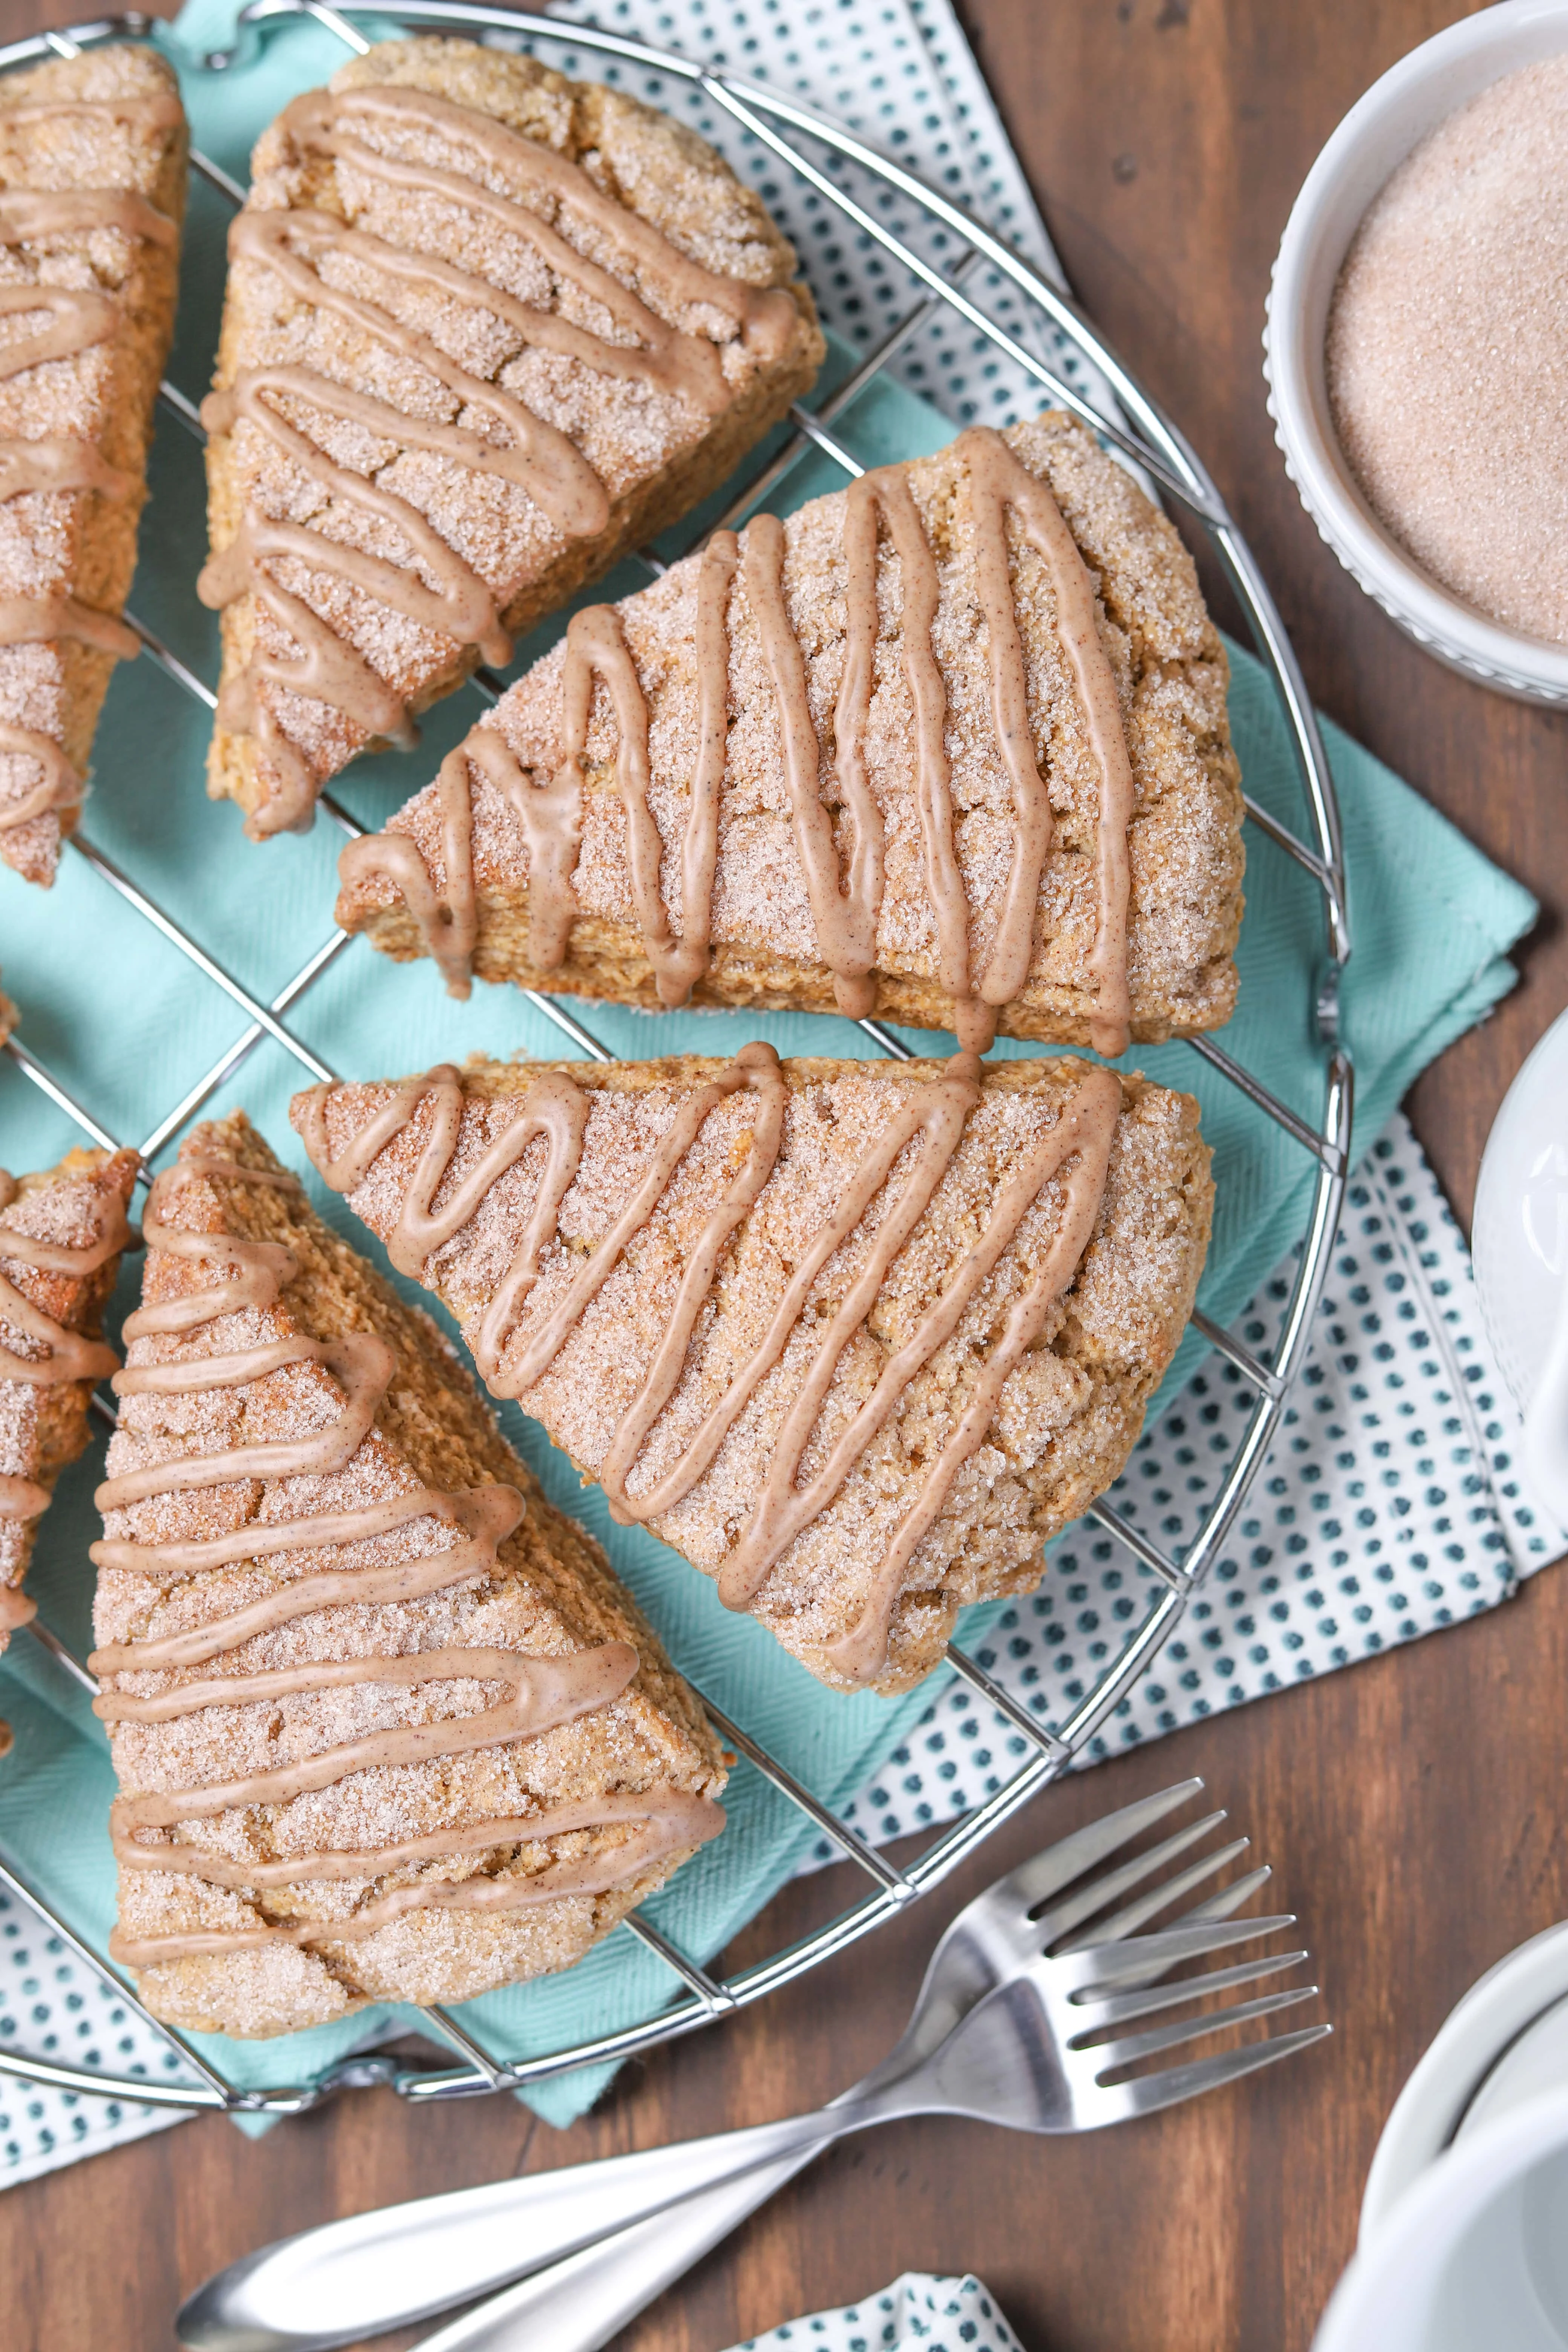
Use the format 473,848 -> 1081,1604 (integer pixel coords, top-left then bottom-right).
90,1113 -> 725,2038
336,413 -> 1245,1055
202,38 -> 824,842
2,1142 -> 138,1647
0,45 -> 187,886
293,1048 -> 1213,1695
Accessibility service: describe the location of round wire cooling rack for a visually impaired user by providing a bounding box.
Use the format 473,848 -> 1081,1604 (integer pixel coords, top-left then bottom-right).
0,1 -> 1353,2118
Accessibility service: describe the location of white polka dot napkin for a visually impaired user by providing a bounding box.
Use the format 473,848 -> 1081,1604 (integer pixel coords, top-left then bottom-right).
0,1885 -> 192,2185
809,1110 -> 1566,1862
722,2272 -> 1023,2352
547,0 -> 1099,433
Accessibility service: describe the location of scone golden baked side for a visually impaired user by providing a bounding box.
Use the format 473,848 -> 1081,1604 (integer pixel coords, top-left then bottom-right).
335,412 -> 1245,1052
91,1114 -> 725,2038
0,44 -> 187,885
203,35 -> 825,840
1,1144 -> 139,1647
294,1049 -> 1213,1695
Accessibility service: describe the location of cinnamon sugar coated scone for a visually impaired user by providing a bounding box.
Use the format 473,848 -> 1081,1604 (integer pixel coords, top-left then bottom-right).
202,36 -> 825,841
1,1143 -> 139,1648
294,1048 -> 1213,1695
91,1114 -> 725,2038
0,45 -> 187,886
337,413 -> 1245,1054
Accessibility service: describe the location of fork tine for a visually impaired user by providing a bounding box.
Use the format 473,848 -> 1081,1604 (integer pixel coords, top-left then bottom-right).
1079,1947 -> 1310,2028
1108,2021 -> 1333,2119
1176,1864 -> 1272,1926
989,1781 -> 1206,1917
1054,1836 -> 1249,1950
1069,1913 -> 1298,1992
1032,1813 -> 1228,1946
1087,1984 -> 1320,2074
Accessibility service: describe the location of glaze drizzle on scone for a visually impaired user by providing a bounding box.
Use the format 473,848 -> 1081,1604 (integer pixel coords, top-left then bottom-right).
337,413 -> 1244,1053
296,1049 -> 1213,1694
300,1044 -> 1119,1680
0,1145 -> 139,1642
0,53 -> 187,882
91,1125 -> 723,2028
341,428 -> 1135,1052
204,39 -> 822,840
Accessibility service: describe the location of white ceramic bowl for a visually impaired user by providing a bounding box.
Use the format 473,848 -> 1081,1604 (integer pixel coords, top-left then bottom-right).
1472,1006 -> 1568,1527
1462,1995 -> 1568,2141
1264,1 -> 1568,704
1361,1923 -> 1568,2242
1316,2090 -> 1568,2352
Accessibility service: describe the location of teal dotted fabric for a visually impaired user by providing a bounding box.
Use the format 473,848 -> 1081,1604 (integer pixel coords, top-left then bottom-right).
726,2271 -> 1021,2352
0,1886 -> 186,2184
545,0 -> 1106,435
812,1112 -> 1566,1859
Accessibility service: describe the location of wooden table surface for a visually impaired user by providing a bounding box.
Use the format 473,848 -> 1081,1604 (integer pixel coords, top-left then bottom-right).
5,1 -> 1566,2346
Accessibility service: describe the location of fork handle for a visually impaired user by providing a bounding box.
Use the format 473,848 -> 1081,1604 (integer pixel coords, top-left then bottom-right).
414,2046 -> 938,2352
178,2096 -> 894,2350
407,2150 -> 822,2352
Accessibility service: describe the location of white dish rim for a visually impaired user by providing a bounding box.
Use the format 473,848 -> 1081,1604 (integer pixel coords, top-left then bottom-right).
1319,2084 -> 1568,2352
1360,1919 -> 1568,2242
1456,1990 -> 1568,2141
1263,0 -> 1568,706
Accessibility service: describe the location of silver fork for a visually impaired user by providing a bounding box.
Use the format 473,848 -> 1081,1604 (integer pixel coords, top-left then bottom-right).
177,1781 -> 1327,2352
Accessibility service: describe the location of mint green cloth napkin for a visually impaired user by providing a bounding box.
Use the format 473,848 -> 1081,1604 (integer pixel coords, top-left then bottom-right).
0,5 -> 1536,2126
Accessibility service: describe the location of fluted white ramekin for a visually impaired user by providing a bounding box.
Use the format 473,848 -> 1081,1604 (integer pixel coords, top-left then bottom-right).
1264,0 -> 1568,705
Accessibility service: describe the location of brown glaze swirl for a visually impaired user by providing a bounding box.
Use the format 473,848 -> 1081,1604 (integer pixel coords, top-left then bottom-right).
0,177 -> 179,832
963,428 -> 1134,1055
0,188 -> 175,250
0,594 -> 140,660
0,723 -> 83,833
199,80 -> 799,839
0,438 -> 133,504
298,1046 -> 1121,1682
0,92 -> 184,133
0,1570 -> 38,1631
92,1152 -> 723,1968
0,1168 -> 131,1404
0,1162 -> 133,1629
342,427 -> 1135,1053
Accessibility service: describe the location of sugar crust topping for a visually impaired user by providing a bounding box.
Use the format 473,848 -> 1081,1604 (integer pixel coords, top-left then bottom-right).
296,1048 -> 1211,1691
0,1145 -> 137,1626
205,39 -> 819,836
92,1136 -> 721,2000
340,411 -> 1244,1044
0,44 -> 184,883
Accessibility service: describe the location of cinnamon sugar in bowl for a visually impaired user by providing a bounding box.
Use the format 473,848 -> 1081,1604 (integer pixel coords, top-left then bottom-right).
1265,1 -> 1568,703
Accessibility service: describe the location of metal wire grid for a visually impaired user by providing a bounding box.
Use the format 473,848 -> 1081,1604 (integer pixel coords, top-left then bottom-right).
0,1 -> 1353,2117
